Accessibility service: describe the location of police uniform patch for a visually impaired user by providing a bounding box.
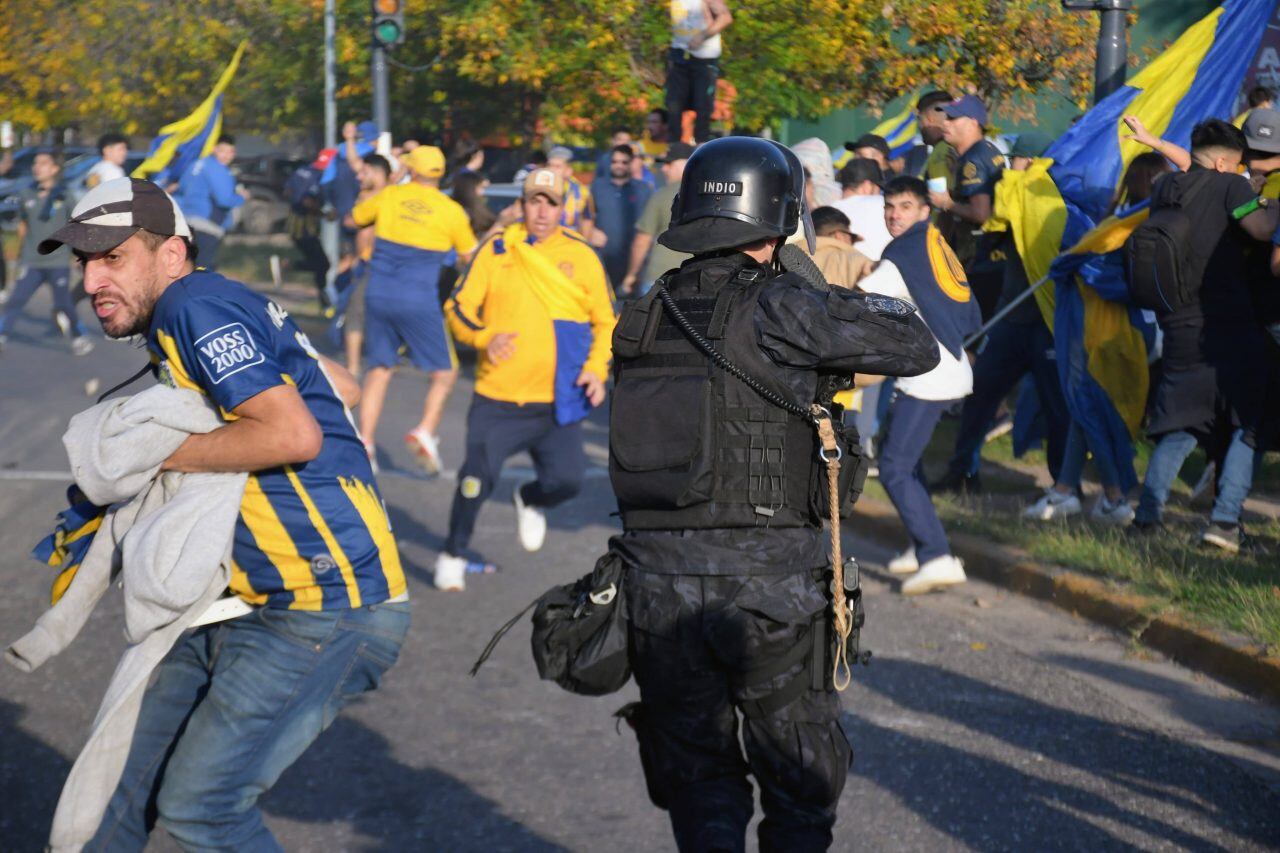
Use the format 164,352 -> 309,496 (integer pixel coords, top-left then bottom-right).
963,162 -> 978,180
460,476 -> 483,499
194,322 -> 265,385
863,294 -> 916,317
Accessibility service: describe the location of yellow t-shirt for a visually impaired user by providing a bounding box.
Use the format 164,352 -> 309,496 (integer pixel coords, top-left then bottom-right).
351,182 -> 476,254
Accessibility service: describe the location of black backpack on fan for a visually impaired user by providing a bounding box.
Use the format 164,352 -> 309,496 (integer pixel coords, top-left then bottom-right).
1124,172 -> 1211,313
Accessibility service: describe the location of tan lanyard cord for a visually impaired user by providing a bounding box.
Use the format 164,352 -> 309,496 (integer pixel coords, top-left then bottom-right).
811,405 -> 852,691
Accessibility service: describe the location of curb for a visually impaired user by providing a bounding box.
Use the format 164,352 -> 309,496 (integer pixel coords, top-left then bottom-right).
850,498 -> 1280,706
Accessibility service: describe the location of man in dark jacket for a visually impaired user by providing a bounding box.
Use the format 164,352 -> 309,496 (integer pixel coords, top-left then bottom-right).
608,137 -> 938,852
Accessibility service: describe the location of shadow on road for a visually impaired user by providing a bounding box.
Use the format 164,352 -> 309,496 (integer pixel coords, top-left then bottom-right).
1045,652 -> 1280,750
849,658 -> 1280,849
385,503 -> 447,586
265,714 -> 567,851
0,698 -> 72,851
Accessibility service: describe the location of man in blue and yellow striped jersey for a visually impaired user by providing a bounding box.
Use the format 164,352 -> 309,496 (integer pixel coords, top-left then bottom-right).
39,176 -> 409,850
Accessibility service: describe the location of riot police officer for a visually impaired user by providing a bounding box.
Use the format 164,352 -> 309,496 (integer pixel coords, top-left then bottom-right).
608,137 -> 940,852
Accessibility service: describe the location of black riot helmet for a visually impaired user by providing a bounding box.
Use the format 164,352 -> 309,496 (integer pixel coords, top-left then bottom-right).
658,137 -> 816,255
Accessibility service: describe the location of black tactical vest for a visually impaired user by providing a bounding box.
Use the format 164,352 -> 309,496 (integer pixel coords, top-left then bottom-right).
609,260 -> 822,530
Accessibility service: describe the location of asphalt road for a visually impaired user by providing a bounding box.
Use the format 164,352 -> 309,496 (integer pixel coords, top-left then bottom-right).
2,283 -> 1279,851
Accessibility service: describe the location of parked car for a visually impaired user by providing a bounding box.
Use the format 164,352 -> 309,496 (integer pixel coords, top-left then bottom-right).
481,181 -> 521,215
231,154 -> 309,235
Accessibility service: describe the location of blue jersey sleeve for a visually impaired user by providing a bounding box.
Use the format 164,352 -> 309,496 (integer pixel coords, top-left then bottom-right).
955,143 -> 1004,200
163,295 -> 287,413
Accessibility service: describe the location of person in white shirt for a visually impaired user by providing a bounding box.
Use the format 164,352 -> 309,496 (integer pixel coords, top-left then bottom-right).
832,158 -> 893,260
857,176 -> 981,595
666,0 -> 732,142
83,133 -> 128,191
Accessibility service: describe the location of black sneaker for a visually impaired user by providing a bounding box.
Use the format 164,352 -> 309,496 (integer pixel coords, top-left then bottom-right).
1127,519 -> 1165,539
1200,522 -> 1241,554
931,467 -> 981,495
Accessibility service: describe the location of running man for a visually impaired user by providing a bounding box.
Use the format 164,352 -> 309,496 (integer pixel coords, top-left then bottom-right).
40,177 -> 409,849
0,149 -> 94,356
341,152 -> 392,378
350,145 -> 477,473
437,168 -> 615,590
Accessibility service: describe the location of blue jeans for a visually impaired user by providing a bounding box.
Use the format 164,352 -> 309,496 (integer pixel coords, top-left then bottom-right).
88,602 -> 410,852
1135,429 -> 1254,525
946,319 -> 1068,479
0,266 -> 86,337
1057,421 -> 1120,492
854,378 -> 895,454
879,393 -> 955,564
445,395 -> 584,558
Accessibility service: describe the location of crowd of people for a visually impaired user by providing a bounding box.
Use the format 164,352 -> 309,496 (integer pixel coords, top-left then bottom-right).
5,1 -> 1280,846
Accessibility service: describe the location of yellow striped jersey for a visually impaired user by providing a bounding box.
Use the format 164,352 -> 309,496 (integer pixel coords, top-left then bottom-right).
560,178 -> 593,232
147,271 -> 406,610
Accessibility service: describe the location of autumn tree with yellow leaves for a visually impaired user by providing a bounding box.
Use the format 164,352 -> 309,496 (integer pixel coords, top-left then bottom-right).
0,0 -> 1100,143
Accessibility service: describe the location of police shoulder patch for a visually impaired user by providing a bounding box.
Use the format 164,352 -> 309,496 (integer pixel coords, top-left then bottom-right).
863,294 -> 916,318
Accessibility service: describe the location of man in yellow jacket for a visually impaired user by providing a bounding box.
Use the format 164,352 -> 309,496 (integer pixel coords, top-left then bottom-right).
437,168 -> 616,590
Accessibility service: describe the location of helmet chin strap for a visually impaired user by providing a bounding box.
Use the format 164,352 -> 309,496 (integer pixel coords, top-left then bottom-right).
800,203 -> 817,254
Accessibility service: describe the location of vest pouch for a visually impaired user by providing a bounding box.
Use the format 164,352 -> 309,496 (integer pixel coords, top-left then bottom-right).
810,417 -> 866,520
610,371 -> 715,508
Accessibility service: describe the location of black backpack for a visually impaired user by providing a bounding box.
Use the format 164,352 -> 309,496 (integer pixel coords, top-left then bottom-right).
1124,173 -> 1210,313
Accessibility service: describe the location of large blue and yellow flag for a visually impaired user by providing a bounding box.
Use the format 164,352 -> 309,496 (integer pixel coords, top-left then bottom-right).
132,41 -> 247,183
997,0 -> 1274,490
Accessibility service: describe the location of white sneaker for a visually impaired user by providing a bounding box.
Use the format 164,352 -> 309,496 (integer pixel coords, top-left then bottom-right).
405,428 -> 441,475
1022,489 -> 1082,521
513,482 -> 547,552
433,552 -> 466,591
1090,496 -> 1134,526
887,547 -> 919,575
901,555 -> 967,596
70,336 -> 94,357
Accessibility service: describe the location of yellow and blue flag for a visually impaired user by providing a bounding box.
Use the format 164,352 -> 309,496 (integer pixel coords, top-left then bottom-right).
31,485 -> 106,606
834,96 -> 920,170
870,101 -> 920,161
133,41 -> 247,184
504,224 -> 601,425
999,0 -> 1273,490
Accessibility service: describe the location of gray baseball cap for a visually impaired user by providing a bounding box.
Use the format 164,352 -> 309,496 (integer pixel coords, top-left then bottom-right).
38,177 -> 193,256
1243,108 -> 1280,154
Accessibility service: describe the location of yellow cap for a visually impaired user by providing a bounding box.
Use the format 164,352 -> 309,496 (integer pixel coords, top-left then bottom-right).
403,145 -> 445,177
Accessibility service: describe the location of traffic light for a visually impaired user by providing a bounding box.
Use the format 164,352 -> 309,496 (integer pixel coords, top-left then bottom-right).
372,0 -> 405,48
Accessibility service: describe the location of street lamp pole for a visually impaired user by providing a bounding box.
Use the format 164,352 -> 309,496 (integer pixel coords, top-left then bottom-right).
322,0 -> 339,302
1063,0 -> 1134,103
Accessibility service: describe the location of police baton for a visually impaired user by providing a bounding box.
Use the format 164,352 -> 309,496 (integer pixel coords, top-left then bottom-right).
962,271 -> 1053,349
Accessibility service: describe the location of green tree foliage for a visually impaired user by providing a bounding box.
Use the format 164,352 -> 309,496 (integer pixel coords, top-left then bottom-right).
0,0 -> 1099,143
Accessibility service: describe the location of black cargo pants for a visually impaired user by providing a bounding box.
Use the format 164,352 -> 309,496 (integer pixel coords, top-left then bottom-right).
623,568 -> 851,853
